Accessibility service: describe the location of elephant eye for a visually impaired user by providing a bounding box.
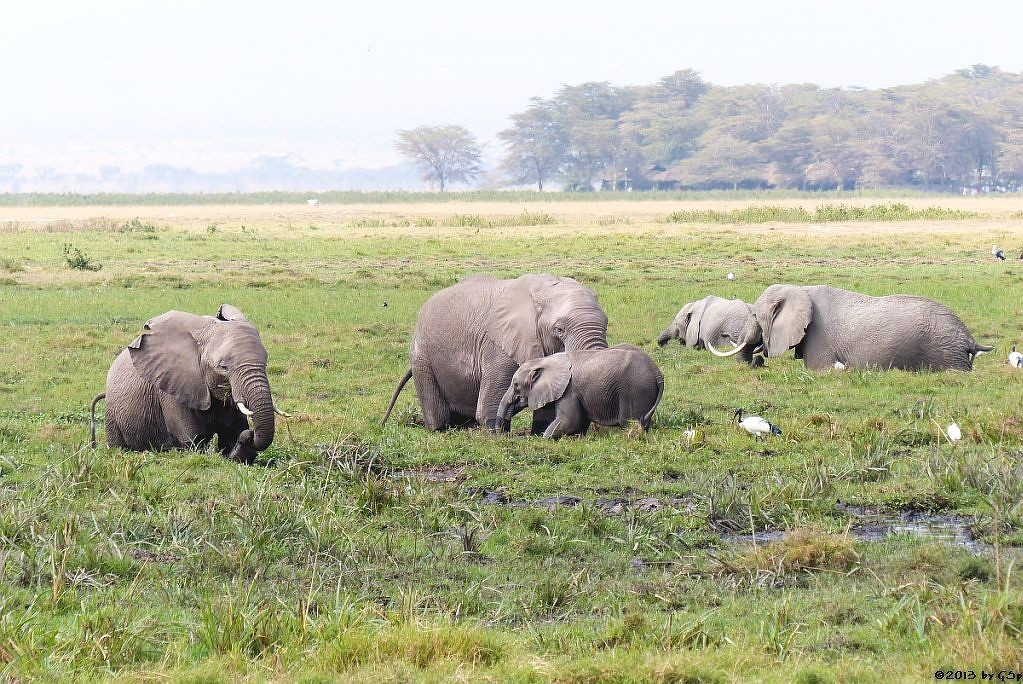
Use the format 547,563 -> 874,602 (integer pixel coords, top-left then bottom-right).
216,359 -> 229,370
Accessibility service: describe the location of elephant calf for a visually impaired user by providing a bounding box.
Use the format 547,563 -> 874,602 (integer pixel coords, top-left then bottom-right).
90,305 -> 283,463
497,345 -> 664,438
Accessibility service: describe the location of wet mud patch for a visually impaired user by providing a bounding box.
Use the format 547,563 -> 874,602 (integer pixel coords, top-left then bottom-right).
468,487 -> 696,514
393,465 -> 467,483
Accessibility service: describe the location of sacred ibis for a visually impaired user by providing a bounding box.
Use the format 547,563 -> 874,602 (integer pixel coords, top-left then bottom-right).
734,408 -> 781,439
1010,346 -> 1023,368
993,245 -> 1006,260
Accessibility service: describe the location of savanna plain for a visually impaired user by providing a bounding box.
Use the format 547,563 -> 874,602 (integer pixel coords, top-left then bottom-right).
4,195 -> 1023,682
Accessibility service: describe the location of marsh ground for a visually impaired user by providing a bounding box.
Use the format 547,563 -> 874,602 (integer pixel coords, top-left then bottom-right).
2,196 -> 1023,681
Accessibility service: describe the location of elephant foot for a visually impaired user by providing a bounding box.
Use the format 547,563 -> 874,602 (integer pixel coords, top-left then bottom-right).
750,355 -> 766,369
484,418 -> 510,433
226,441 -> 258,465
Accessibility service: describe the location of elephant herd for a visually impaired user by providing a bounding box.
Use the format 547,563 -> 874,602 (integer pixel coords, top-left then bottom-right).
89,273 -> 992,461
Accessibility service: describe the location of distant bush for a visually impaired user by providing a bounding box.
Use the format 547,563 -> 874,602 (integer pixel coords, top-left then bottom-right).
663,203 -> 976,224
120,217 -> 157,233
62,243 -> 101,271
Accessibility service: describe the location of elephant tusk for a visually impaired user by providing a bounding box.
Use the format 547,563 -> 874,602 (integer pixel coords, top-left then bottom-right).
751,343 -> 765,354
729,340 -> 739,348
236,402 -> 254,416
273,405 -> 292,418
708,341 -> 748,358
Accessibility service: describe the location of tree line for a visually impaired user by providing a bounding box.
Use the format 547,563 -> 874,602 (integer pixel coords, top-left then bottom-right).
397,65 -> 1023,192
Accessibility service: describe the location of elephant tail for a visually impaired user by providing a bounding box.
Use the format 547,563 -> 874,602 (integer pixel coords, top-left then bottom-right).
380,369 -> 413,426
641,371 -> 665,431
89,393 -> 106,448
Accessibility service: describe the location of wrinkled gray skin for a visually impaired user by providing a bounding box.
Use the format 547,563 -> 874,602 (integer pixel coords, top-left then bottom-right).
712,284 -> 993,371
90,305 -> 276,464
496,345 -> 664,439
382,274 -> 609,433
657,295 -> 765,367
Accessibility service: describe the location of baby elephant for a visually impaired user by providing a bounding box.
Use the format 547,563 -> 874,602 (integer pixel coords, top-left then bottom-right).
496,345 -> 664,438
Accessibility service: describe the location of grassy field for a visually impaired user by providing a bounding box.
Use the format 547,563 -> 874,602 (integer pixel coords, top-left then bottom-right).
3,197 -> 1023,681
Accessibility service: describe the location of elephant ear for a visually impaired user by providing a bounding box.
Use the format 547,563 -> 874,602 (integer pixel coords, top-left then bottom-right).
128,311 -> 213,410
757,285 -> 813,357
216,304 -> 247,321
488,276 -> 544,363
527,355 -> 572,410
683,299 -> 709,348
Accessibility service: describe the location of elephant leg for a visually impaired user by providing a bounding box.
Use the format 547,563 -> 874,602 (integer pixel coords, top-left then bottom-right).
413,366 -> 452,431
476,350 -> 518,431
542,401 -> 586,439
530,406 -> 556,436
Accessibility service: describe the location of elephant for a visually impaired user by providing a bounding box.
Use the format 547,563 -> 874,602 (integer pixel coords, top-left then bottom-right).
708,284 -> 993,371
657,295 -> 765,367
90,304 -> 284,463
495,344 -> 664,438
381,273 -> 609,432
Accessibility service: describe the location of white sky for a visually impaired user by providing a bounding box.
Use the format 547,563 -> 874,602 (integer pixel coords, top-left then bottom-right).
3,0 -> 1023,171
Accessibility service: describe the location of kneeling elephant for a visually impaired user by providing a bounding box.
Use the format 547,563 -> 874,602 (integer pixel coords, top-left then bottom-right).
90,305 -> 285,463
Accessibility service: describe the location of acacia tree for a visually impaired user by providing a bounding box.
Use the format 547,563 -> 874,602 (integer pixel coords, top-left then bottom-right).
395,125 -> 482,191
498,99 -> 566,191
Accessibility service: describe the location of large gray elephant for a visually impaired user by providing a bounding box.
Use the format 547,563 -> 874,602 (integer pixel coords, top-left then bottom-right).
90,305 -> 284,463
657,295 -> 765,367
708,284 -> 992,371
496,345 -> 664,438
381,274 -> 609,432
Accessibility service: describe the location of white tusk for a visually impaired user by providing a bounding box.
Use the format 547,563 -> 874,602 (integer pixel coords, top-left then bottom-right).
729,340 -> 739,348
707,341 -> 748,358
274,406 -> 292,418
236,402 -> 254,416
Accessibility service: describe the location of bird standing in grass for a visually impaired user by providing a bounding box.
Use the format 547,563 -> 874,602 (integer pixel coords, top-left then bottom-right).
1009,346 -> 1023,368
734,408 -> 781,439
993,245 -> 1006,260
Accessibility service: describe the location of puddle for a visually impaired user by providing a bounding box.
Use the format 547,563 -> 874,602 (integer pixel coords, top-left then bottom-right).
726,507 -> 990,553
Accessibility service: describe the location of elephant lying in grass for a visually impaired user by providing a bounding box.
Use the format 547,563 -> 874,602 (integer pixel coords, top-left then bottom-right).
658,295 -> 765,367
709,284 -> 993,371
381,273 -> 609,433
496,345 -> 664,438
90,305 -> 286,463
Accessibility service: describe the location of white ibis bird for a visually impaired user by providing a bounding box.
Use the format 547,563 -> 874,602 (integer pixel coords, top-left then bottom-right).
734,408 -> 782,439
1010,346 -> 1023,368
833,361 -> 846,370
946,422 -> 962,442
993,245 -> 1006,260
727,272 -> 735,280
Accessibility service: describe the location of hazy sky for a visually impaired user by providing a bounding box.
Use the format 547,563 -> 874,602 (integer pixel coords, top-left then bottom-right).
3,0 -> 1023,171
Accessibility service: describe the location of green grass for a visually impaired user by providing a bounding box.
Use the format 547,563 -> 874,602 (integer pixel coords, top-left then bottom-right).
2,202 -> 1023,680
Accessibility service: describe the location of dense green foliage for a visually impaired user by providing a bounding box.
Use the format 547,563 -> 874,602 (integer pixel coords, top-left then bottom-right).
2,201 -> 1023,680
499,65 -> 1023,191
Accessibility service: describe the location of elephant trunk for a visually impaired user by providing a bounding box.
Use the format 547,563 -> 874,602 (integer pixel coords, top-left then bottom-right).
564,318 -> 609,352
233,367 -> 275,451
496,386 -> 520,429
657,327 -> 674,347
